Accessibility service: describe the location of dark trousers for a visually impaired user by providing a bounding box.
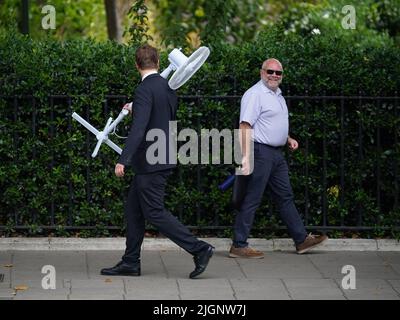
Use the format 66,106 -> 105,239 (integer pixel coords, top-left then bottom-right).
122,169 -> 209,264
233,143 -> 307,247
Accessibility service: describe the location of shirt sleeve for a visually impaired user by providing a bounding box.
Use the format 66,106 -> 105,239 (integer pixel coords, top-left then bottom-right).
239,90 -> 261,127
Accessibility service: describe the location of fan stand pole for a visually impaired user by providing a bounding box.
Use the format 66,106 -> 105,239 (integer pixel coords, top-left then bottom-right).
72,109 -> 129,157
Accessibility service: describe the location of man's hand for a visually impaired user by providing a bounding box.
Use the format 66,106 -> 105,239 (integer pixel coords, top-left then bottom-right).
287,137 -> 299,151
115,163 -> 125,177
123,102 -> 132,114
240,157 -> 251,176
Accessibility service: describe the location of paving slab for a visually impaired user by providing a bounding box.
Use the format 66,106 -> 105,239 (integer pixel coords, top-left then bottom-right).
273,239 -> 377,252
11,251 -> 87,274
334,278 -> 400,300
344,278 -> 395,288
13,288 -> 70,300
318,264 -> 400,280
125,278 -> 180,300
284,278 -> 340,288
387,280 -> 400,295
262,251 -> 312,264
11,279 -> 65,290
69,284 -> 125,299
388,264 -> 400,276
158,251 -> 201,279
230,278 -> 290,300
0,289 -> 15,300
86,250 -> 125,279
66,278 -> 124,289
11,251 -> 88,283
238,258 -> 323,279
159,251 -> 244,279
377,252 -> 400,264
125,293 -> 180,300
178,279 -> 235,300
0,251 -> 12,264
1,251 -> 13,289
286,286 -> 346,300
283,278 -> 345,300
136,251 -> 168,278
307,251 -> 386,266
387,279 -> 400,288
69,292 -> 124,300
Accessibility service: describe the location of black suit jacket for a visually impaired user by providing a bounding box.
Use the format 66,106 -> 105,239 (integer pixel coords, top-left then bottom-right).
118,74 -> 177,174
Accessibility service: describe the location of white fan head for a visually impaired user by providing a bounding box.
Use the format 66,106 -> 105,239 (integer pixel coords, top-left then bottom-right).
160,47 -> 210,90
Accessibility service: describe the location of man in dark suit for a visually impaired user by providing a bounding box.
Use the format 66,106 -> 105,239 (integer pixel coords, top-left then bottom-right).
101,44 -> 214,279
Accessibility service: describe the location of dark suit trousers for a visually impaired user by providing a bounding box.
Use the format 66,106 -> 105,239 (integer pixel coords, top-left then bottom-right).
233,143 -> 308,248
122,170 -> 209,264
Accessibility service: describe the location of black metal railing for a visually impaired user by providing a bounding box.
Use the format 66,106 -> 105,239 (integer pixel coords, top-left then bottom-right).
0,93 -> 399,233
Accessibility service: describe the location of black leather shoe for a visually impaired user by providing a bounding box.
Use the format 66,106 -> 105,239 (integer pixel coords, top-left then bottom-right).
189,246 -> 214,279
100,261 -> 141,276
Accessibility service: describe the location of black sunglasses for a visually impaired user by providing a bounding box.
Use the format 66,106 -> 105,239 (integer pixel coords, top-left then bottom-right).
263,69 -> 283,76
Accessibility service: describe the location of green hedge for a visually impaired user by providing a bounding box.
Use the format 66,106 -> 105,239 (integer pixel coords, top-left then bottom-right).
0,28 -> 399,237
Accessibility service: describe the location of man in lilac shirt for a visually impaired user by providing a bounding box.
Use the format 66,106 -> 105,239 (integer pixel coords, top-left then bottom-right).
230,58 -> 328,258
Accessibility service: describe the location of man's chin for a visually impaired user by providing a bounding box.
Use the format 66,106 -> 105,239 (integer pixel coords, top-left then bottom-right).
268,83 -> 279,90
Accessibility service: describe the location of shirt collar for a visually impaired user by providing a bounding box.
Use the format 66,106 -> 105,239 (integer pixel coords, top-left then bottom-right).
142,70 -> 158,81
259,80 -> 282,96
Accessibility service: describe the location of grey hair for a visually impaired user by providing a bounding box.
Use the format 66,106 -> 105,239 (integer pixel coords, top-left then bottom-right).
262,58 -> 283,70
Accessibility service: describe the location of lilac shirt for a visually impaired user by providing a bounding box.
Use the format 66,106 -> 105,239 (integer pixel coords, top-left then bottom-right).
240,80 -> 289,147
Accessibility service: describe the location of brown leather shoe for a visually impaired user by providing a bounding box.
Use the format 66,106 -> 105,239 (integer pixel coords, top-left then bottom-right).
296,233 -> 328,254
229,245 -> 264,259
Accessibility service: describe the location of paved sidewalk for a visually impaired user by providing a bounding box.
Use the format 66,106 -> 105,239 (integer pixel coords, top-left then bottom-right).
1,248 -> 400,300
